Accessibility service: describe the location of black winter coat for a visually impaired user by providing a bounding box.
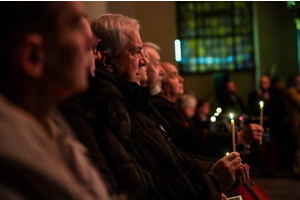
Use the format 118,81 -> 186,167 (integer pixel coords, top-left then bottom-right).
59,69 -> 160,200
84,69 -> 163,200
92,68 -> 221,200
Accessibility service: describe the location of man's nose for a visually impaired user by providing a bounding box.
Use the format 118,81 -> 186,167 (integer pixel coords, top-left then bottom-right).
159,65 -> 165,75
179,75 -> 184,82
140,51 -> 149,67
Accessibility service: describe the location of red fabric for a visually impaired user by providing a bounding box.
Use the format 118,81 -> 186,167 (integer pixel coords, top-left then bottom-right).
173,103 -> 190,127
238,179 -> 272,200
201,129 -> 207,152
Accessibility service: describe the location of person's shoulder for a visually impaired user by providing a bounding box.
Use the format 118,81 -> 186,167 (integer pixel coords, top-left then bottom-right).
0,94 -> 44,136
150,95 -> 169,106
0,96 -> 62,167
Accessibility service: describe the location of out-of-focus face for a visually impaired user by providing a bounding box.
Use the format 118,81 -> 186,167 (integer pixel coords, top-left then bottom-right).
260,76 -> 270,90
226,81 -> 237,94
185,103 -> 197,118
44,1 -> 96,96
198,102 -> 210,116
140,66 -> 148,86
161,62 -> 184,98
144,46 -> 165,89
111,28 -> 148,85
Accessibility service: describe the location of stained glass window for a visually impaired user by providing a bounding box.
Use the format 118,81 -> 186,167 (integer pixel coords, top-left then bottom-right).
176,1 -> 254,74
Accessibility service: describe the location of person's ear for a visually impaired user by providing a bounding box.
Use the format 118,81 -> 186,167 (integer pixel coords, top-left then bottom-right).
19,33 -> 44,78
100,51 -> 113,73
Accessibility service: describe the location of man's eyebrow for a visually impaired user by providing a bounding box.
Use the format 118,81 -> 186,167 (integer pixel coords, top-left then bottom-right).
131,46 -> 142,52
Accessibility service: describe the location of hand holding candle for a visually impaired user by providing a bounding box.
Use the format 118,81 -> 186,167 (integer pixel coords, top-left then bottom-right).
259,101 -> 264,145
230,113 -> 236,151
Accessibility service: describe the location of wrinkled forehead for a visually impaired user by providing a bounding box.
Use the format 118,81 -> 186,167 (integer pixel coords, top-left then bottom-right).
145,47 -> 161,61
124,28 -> 143,49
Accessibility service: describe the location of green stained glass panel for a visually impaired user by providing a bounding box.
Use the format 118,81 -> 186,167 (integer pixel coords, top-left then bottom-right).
177,1 -> 254,73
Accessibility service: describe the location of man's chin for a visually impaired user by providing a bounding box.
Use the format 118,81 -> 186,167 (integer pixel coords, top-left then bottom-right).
151,84 -> 162,95
134,79 -> 141,86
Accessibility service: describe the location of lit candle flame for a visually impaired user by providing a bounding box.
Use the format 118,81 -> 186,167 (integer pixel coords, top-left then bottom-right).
260,101 -> 264,108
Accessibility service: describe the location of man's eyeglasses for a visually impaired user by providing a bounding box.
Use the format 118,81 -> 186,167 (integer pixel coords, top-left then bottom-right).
93,39 -> 101,55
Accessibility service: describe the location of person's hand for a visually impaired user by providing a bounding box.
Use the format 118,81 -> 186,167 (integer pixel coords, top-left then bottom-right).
227,163 -> 250,192
237,123 -> 263,144
208,152 -> 242,193
221,193 -> 227,200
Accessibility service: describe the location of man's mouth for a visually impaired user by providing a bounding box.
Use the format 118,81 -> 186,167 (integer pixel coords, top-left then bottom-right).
136,72 -> 141,78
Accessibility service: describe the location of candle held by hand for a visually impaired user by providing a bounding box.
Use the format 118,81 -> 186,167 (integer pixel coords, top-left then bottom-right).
230,113 -> 236,151
259,101 -> 264,145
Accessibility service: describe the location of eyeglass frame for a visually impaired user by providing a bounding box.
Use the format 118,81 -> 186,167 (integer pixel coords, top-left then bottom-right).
93,39 -> 101,55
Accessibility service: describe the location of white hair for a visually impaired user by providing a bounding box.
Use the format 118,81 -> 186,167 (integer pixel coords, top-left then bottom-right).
143,42 -> 161,53
177,93 -> 198,112
90,13 -> 140,58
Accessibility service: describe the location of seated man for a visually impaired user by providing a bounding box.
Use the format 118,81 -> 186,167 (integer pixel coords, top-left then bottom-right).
0,2 -> 112,199
58,20 -> 149,200
192,99 -> 211,130
150,62 -> 263,159
177,92 -> 198,126
219,81 -> 248,117
90,14 -> 250,200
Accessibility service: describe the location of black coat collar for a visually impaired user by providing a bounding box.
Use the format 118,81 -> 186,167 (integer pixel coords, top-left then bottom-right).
94,68 -> 150,108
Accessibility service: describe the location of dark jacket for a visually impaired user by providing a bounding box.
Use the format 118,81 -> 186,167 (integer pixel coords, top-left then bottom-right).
219,93 -> 247,116
58,97 -> 119,196
93,68 -> 221,200
248,90 -> 271,118
84,69 -> 163,200
150,96 -> 233,159
59,70 -> 158,200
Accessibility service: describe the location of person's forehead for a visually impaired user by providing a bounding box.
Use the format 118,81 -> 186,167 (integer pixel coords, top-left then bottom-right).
151,51 -> 161,61
125,29 -> 143,48
59,2 -> 87,25
227,82 -> 234,87
145,47 -> 160,58
167,65 -> 178,74
261,76 -> 269,82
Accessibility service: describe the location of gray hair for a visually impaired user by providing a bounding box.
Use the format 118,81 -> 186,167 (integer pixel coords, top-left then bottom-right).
177,92 -> 198,111
90,13 -> 140,58
143,42 -> 161,54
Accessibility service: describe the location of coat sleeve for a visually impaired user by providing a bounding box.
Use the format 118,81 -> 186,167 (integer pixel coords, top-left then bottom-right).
151,97 -> 232,158
192,159 -> 221,200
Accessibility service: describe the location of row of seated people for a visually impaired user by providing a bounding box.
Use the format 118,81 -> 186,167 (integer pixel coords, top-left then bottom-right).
1,2 -> 264,199
178,74 -> 299,178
